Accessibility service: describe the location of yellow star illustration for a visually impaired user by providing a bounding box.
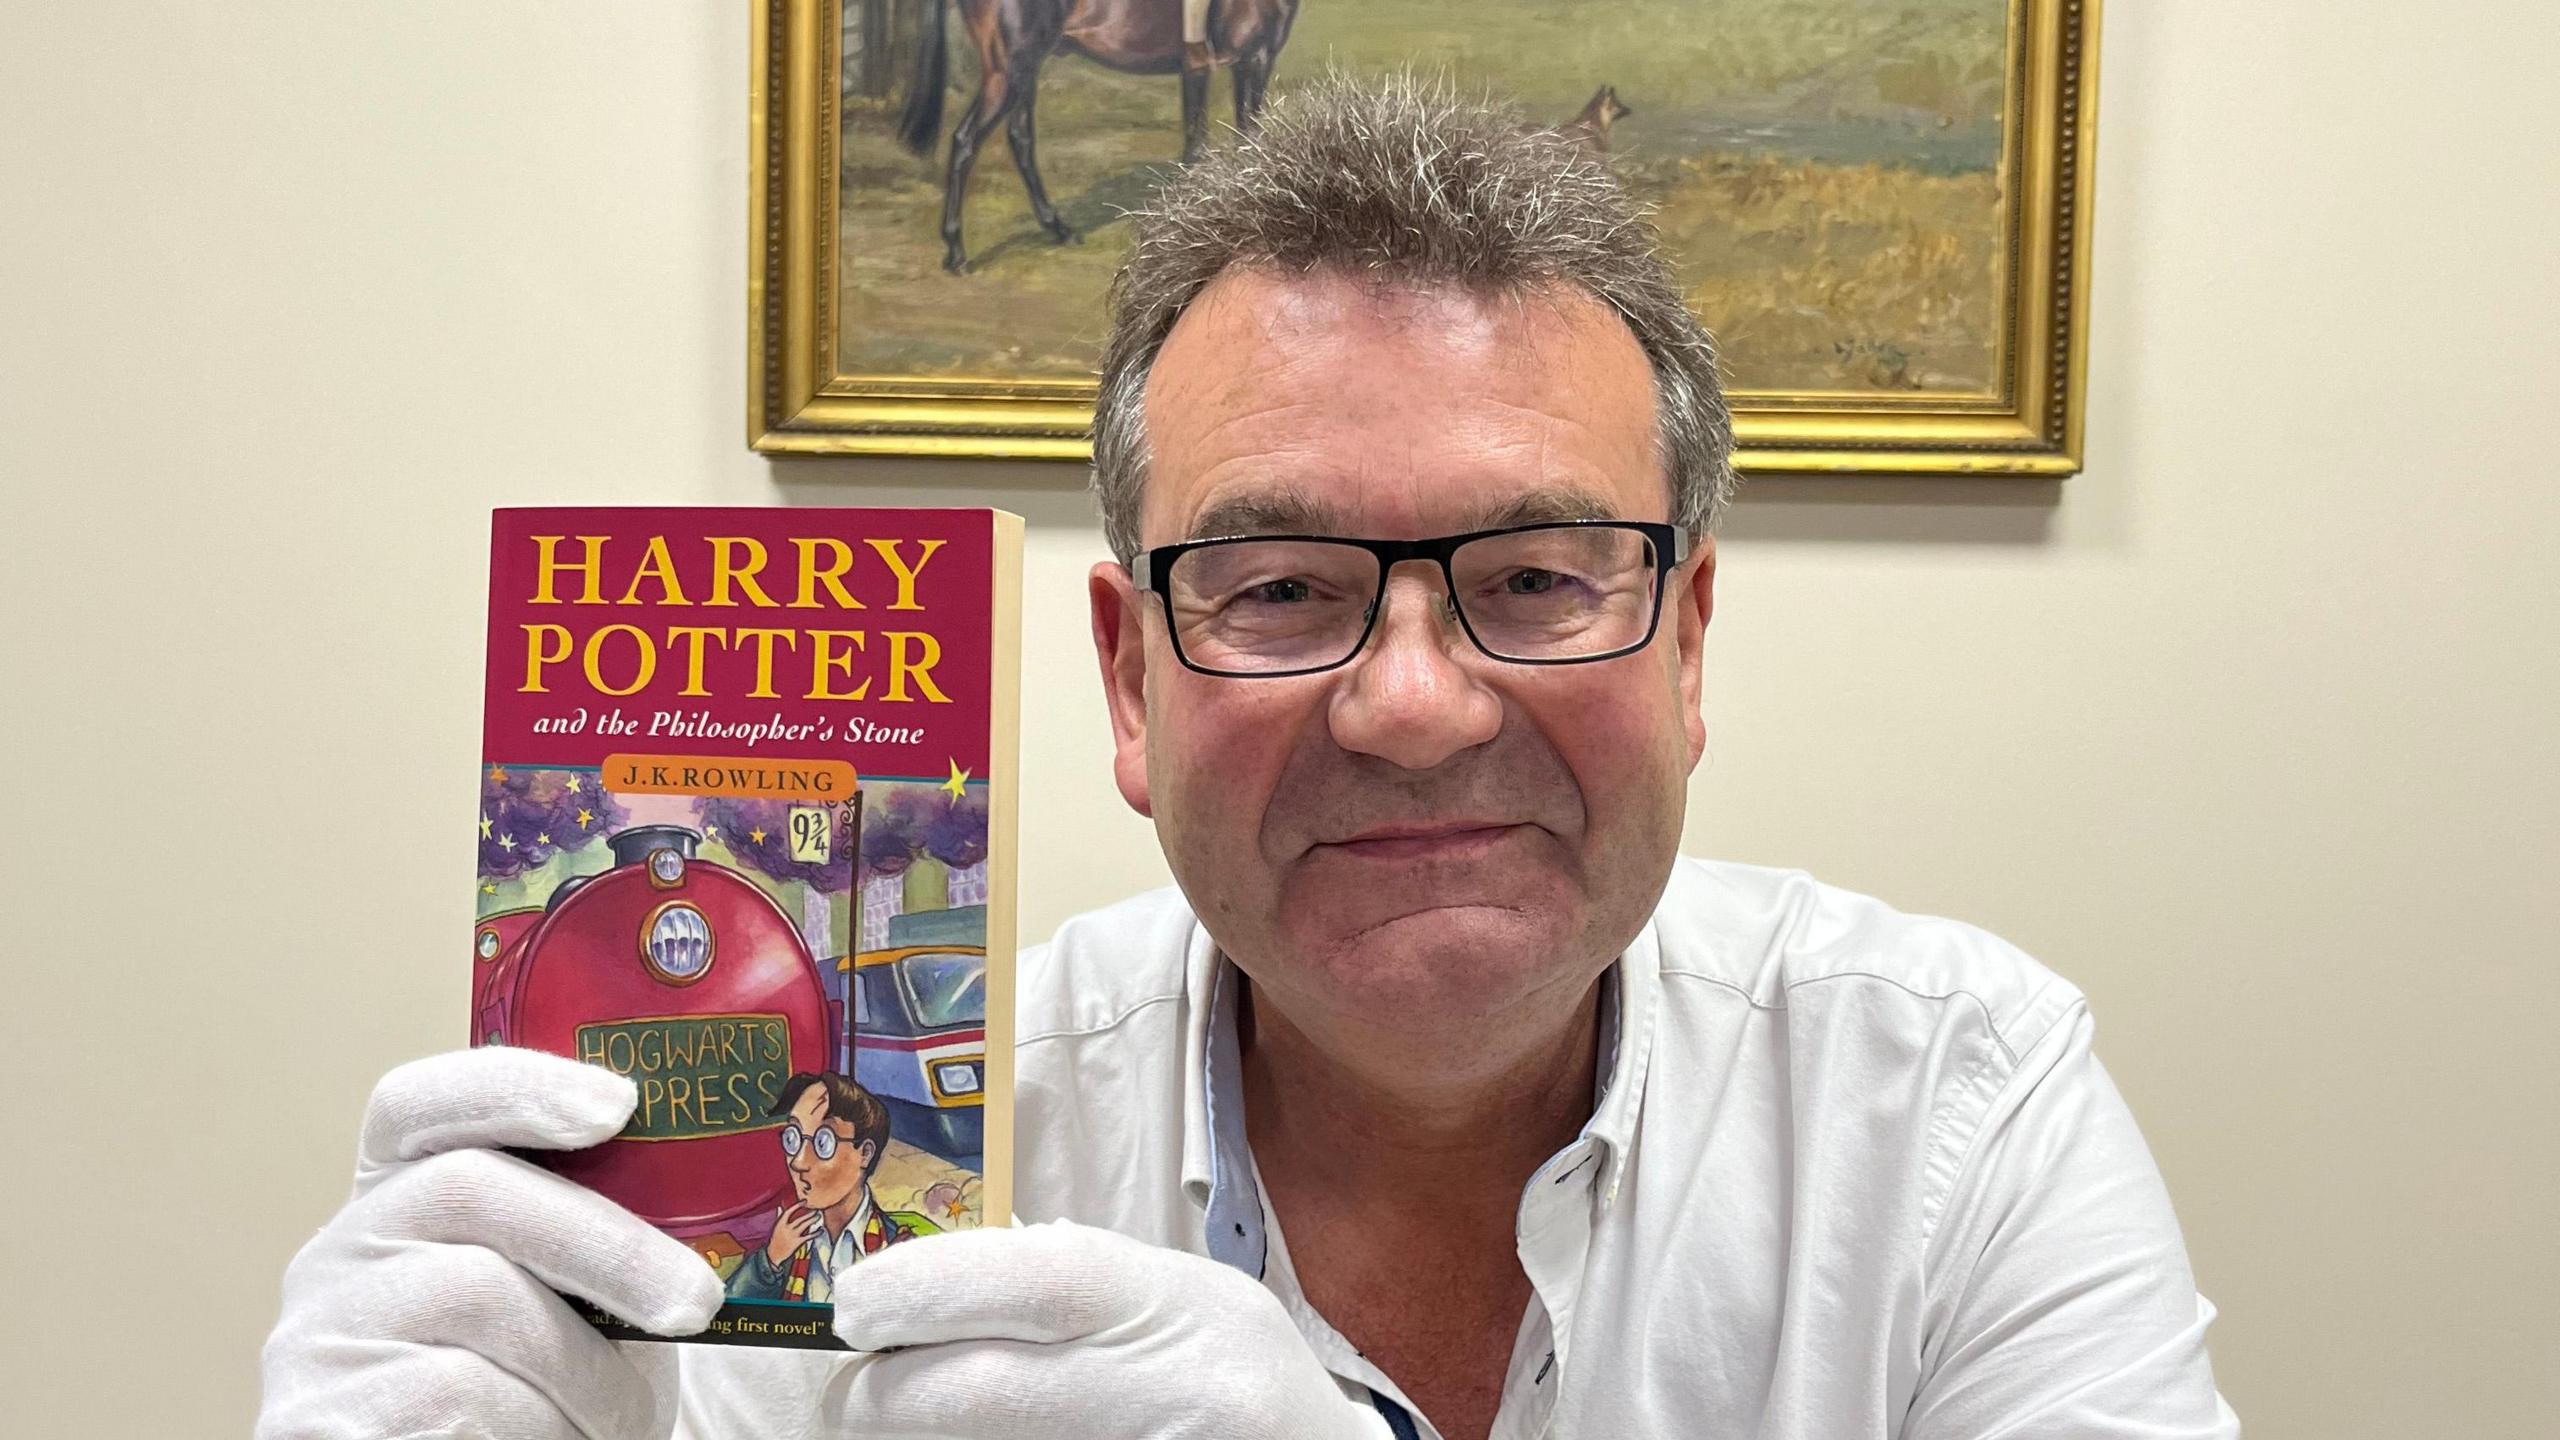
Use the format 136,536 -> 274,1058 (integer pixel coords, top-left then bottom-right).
942,760 -> 971,800
535,832 -> 552,846
748,827 -> 768,845
488,765 -> 508,783
565,775 -> 582,793
705,825 -> 720,841
575,807 -> 594,828
481,882 -> 497,895
478,815 -> 492,839
498,834 -> 517,851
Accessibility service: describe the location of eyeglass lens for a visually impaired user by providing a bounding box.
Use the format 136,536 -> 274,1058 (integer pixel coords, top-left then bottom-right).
779,1123 -> 839,1160
1164,527 -> 1663,674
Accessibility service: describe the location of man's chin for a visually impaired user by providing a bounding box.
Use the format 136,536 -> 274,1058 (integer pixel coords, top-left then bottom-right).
1282,900 -> 1585,1011
1290,856 -> 1576,947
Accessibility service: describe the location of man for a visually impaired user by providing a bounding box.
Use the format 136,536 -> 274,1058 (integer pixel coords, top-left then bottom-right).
259,76 -> 2239,1440
725,1073 -> 937,1305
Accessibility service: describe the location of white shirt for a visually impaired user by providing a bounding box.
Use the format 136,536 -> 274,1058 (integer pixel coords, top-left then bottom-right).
805,1192 -> 872,1306
676,856 -> 2241,1439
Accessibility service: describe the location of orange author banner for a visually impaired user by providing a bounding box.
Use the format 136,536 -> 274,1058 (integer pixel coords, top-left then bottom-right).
602,754 -> 857,802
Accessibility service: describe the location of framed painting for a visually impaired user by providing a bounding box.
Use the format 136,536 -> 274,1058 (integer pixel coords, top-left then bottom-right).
751,0 -> 2100,475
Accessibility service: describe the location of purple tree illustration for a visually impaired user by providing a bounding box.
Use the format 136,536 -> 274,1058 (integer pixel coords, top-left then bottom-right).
478,767 -> 624,880
920,792 -> 989,870
864,784 -> 988,876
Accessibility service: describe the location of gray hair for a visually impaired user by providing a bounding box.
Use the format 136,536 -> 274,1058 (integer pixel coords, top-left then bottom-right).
1089,71 -> 1735,567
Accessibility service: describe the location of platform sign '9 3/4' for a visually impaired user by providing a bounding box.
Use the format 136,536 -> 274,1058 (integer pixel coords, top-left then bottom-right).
788,805 -> 833,864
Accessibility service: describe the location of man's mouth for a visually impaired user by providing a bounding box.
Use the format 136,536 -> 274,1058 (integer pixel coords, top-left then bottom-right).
1320,821 -> 1524,861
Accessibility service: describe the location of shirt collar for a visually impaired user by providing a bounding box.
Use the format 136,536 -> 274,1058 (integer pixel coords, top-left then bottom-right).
835,1187 -> 877,1255
1586,919 -> 1662,1205
1178,923 -> 1267,1274
1181,914 -> 1665,1271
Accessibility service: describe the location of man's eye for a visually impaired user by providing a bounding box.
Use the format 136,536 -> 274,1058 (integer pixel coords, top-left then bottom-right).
1243,577 -> 1313,604
1504,569 -> 1562,596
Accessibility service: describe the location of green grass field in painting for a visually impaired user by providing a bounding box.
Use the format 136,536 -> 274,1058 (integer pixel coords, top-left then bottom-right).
838,0 -> 2007,394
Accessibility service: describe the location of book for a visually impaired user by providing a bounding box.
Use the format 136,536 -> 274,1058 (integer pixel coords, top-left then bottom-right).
471,506 -> 1021,1348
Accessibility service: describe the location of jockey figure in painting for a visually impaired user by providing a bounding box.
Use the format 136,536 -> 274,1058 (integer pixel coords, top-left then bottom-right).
1183,0 -> 1223,73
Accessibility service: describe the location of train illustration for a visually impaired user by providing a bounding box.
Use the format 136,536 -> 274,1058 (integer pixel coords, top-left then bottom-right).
471,821 -> 989,1231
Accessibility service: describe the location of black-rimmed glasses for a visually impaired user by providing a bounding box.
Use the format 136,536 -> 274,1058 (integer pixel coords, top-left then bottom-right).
1134,521 -> 1691,678
780,1123 -> 843,1161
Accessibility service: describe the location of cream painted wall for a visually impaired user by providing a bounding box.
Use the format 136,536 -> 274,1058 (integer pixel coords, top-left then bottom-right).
4,3 -> 2553,1435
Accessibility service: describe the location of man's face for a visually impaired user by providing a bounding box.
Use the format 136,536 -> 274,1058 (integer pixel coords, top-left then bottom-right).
1091,269 -> 1716,1032
785,1086 -> 873,1213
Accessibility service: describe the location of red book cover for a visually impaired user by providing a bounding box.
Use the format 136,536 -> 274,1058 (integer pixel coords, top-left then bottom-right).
472,506 -> 1021,1347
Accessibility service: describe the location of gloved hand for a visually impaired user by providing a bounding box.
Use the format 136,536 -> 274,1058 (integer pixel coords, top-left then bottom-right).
257,1047 -> 725,1439
825,1220 -> 1393,1440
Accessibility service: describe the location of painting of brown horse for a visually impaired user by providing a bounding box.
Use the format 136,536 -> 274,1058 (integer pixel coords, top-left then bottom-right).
897,0 -> 1304,273
828,0 -> 2028,398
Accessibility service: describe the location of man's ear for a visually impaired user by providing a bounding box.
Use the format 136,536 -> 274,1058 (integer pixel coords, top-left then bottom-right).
1672,535 -> 1716,772
1090,561 -> 1154,817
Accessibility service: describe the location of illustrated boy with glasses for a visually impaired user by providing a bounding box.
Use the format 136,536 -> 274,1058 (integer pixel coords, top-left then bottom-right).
725,1071 -> 939,1305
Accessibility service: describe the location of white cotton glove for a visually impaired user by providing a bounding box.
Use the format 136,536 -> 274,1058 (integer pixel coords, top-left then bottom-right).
823,1220 -> 1393,1440
257,1047 -> 726,1440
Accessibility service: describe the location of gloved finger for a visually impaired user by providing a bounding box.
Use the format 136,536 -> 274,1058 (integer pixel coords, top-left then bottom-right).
357,1047 -> 635,1177
255,1339 -> 585,1440
270,1238 -> 662,1440
832,1221 -> 1238,1351
826,1337 -> 1117,1440
830,1338 -> 1353,1440
358,1146 -> 723,1336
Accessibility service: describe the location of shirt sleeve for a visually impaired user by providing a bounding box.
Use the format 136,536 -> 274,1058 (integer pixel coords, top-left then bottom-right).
1903,1002 -> 2243,1439
725,1245 -> 789,1301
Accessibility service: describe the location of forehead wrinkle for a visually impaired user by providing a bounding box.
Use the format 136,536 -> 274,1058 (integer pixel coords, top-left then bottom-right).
1430,404 -> 1651,513
1477,391 -> 1668,523
1179,392 -> 1329,464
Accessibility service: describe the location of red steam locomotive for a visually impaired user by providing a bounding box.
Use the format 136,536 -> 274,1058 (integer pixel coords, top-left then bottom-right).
473,824 -> 840,1236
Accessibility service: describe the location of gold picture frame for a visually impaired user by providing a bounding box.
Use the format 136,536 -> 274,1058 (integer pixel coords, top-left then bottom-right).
752,0 -> 2100,475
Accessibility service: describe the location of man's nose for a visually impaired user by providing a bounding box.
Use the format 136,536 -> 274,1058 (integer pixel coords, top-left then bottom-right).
1327,568 -> 1503,770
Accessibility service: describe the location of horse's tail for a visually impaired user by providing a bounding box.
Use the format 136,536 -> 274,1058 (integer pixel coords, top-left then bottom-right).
897,0 -> 951,157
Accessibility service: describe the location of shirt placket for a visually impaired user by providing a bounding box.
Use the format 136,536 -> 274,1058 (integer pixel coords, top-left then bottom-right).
1496,1137 -> 1601,1440
1195,953 -> 1632,1440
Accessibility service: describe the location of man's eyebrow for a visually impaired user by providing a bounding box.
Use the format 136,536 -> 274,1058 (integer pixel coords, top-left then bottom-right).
1186,490 -> 1346,541
1463,488 -> 1623,530
1183,484 -> 1628,543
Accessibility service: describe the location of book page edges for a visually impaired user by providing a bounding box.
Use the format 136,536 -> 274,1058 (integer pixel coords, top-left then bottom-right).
980,510 -> 1024,1228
